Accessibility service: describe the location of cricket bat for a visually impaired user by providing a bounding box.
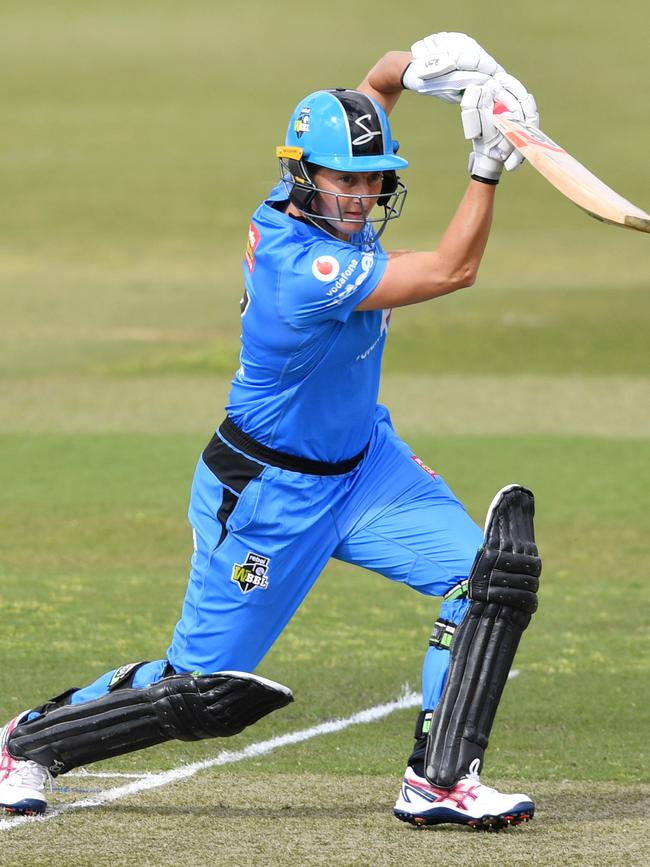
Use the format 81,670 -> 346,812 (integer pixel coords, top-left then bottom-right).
492,107 -> 650,234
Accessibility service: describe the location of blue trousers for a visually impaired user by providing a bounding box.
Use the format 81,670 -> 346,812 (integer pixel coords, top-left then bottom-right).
70,406 -> 483,714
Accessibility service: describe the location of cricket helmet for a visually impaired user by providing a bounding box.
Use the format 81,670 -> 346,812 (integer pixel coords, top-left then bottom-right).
276,89 -> 408,240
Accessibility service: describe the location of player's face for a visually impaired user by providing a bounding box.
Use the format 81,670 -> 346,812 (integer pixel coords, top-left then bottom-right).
312,168 -> 383,237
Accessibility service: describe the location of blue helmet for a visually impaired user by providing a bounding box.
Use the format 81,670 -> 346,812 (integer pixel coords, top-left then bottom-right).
283,89 -> 408,172
276,89 -> 408,241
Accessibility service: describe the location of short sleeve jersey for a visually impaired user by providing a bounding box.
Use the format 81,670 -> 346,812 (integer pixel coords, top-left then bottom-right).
226,183 -> 391,462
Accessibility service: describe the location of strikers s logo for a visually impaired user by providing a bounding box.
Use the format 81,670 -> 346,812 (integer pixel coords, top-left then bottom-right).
231,552 -> 271,594
352,114 -> 381,146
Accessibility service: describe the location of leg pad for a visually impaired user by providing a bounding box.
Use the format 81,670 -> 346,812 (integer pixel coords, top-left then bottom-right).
425,485 -> 541,788
424,600 -> 530,787
8,671 -> 293,775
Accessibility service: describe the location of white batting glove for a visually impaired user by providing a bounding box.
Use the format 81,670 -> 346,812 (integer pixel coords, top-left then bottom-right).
461,82 -> 506,183
462,75 -> 540,180
491,71 -> 540,171
402,31 -> 504,104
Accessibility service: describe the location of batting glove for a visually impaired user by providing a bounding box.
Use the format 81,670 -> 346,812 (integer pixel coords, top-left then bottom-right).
402,31 -> 504,104
461,82 -> 506,184
491,71 -> 540,171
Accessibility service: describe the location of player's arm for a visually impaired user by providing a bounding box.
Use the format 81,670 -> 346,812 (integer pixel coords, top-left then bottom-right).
356,179 -> 495,310
358,70 -> 537,311
357,51 -> 412,115
358,32 -> 509,117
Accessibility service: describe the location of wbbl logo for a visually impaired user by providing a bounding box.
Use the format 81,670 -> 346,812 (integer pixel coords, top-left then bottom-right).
231,552 -> 271,594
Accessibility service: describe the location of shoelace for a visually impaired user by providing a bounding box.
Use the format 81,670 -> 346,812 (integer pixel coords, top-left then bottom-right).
9,760 -> 53,793
461,758 -> 499,795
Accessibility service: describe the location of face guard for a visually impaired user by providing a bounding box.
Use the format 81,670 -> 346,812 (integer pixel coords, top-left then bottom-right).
277,152 -> 407,242
276,89 -> 409,244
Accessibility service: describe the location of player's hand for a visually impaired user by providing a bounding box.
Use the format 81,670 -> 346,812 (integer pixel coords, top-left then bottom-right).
491,71 -> 539,171
462,74 -> 539,180
461,82 -> 506,183
402,31 -> 503,104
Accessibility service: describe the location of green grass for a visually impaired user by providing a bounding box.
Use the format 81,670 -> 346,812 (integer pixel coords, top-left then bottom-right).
2,434 -> 647,785
1,0 -> 649,863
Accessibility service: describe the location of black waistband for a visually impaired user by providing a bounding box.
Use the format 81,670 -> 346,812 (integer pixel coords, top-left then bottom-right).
218,416 -> 368,476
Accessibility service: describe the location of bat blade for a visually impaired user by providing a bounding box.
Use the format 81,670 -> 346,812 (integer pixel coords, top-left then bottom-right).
492,114 -> 650,233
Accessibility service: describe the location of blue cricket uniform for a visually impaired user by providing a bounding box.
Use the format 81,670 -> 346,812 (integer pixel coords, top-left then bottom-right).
227,183 -> 390,460
70,184 -> 483,713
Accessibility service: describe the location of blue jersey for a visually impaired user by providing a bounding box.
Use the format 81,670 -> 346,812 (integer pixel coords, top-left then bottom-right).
226,184 -> 390,462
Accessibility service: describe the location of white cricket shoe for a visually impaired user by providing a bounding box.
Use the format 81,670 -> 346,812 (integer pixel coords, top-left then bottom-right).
0,713 -> 50,816
394,764 -> 534,831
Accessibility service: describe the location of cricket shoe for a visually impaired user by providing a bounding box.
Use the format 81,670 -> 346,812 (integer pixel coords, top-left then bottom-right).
394,764 -> 534,831
0,712 -> 50,816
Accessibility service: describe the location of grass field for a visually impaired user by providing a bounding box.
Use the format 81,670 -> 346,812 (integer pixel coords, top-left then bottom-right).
1,2 -> 649,865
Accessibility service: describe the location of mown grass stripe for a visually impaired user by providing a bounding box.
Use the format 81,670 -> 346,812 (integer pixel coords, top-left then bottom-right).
2,374 -> 648,437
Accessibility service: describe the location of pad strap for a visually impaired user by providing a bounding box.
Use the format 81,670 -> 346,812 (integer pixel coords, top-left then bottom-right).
31,688 -> 79,717
107,662 -> 151,691
413,709 -> 434,739
428,619 -> 457,650
444,579 -> 468,601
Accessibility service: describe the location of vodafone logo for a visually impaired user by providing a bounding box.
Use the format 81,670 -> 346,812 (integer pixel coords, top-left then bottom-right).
311,255 -> 340,282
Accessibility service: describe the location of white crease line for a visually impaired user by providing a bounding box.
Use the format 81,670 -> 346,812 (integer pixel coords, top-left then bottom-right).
0,688 -> 421,832
67,771 -> 157,780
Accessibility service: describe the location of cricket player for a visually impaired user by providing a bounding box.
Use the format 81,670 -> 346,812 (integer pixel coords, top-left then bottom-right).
1,33 -> 542,830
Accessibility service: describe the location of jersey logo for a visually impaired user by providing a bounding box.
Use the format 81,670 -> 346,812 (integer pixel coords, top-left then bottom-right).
325,257 -> 359,296
231,552 -> 271,594
412,455 -> 438,479
245,222 -> 260,273
311,255 -> 340,282
351,114 -> 381,146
